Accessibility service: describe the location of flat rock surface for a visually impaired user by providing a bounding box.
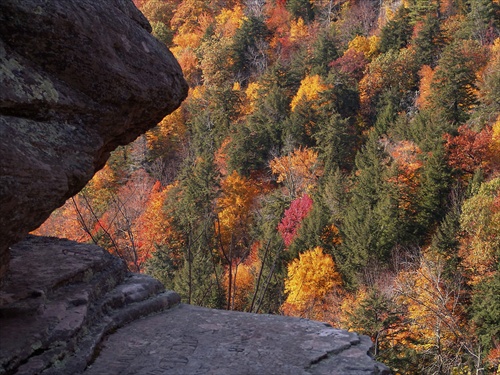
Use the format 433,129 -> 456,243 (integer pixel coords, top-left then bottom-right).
0,236 -> 180,375
84,304 -> 391,375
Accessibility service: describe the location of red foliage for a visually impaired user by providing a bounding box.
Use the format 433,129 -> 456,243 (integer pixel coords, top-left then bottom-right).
444,125 -> 493,176
329,49 -> 368,81
278,194 -> 313,247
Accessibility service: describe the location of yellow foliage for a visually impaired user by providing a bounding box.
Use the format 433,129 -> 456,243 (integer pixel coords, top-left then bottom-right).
395,251 -> 467,356
491,115 -> 500,163
290,75 -> 328,112
347,35 -> 380,60
269,147 -> 323,198
172,31 -> 203,51
147,108 -> 186,148
217,171 -> 259,248
224,262 -> 257,311
283,247 -> 342,319
459,177 -> 500,284
242,81 -> 261,114
290,17 -> 308,42
215,5 -> 246,38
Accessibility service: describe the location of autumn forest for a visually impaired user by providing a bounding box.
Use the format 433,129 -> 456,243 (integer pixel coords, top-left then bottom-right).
35,0 -> 500,373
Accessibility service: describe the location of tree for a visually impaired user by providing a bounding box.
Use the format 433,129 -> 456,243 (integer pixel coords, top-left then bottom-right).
428,40 -> 489,125
216,170 -> 260,309
379,6 -> 412,53
290,74 -> 328,112
415,143 -> 451,236
232,15 -> 271,81
412,13 -> 443,67
444,124 -> 493,178
340,287 -> 403,360
277,194 -> 313,247
359,48 -> 419,121
286,0 -> 314,22
395,251 -> 477,374
282,246 -> 342,320
314,113 -> 357,172
338,131 -> 400,287
459,177 -> 500,284
269,147 -> 324,199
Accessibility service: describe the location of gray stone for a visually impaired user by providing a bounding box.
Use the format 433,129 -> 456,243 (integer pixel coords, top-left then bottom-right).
84,304 -> 391,375
0,237 -> 391,375
0,0 -> 188,279
0,236 -> 181,375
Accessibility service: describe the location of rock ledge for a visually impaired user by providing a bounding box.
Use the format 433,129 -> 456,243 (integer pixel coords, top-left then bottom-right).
0,237 -> 390,375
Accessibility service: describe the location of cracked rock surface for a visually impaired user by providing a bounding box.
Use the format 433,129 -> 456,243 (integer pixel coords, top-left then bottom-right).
84,304 -> 391,375
0,237 -> 390,375
0,236 -> 180,375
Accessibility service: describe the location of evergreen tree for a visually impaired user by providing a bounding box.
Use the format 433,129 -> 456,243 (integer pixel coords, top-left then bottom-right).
471,272 -> 500,365
310,28 -> 339,77
379,6 -> 413,53
428,40 -> 488,125
232,16 -> 271,82
415,143 -> 451,237
337,131 -> 400,287
314,113 -> 357,172
413,13 -> 443,67
286,0 -> 314,23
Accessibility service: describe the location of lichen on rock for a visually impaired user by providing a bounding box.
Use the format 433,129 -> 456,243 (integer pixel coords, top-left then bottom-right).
0,0 -> 188,279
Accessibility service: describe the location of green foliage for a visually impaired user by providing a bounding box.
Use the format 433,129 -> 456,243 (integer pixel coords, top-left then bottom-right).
379,6 -> 412,53
429,40 -> 488,125
471,272 -> 500,356
415,144 -> 451,236
173,249 -> 225,308
286,0 -> 314,22
337,132 -> 400,286
413,14 -> 443,67
232,16 -> 271,81
314,113 -> 357,172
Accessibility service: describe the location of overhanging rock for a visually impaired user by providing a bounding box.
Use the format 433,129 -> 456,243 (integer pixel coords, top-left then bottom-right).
0,0 -> 188,279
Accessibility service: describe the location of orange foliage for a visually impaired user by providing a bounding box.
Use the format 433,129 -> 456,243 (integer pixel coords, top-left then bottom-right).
416,65 -> 434,109
388,141 -> 423,211
444,125 -> 493,177
270,147 -> 324,198
217,171 -> 259,252
135,182 -> 178,265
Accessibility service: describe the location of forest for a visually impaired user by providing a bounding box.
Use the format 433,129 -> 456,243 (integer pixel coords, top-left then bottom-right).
35,0 -> 500,373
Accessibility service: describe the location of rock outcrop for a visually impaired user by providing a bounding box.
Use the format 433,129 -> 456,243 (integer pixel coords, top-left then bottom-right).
0,236 -> 181,375
0,0 -> 188,279
0,236 -> 391,375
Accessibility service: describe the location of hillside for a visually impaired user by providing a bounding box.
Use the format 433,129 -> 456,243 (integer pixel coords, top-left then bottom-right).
36,0 -> 500,372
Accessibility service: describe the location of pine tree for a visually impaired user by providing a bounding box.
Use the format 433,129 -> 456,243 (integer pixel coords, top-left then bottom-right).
337,131 -> 400,287
379,6 -> 413,53
415,143 -> 451,236
428,40 -> 489,125
413,13 -> 443,67
286,0 -> 314,23
314,113 -> 357,172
